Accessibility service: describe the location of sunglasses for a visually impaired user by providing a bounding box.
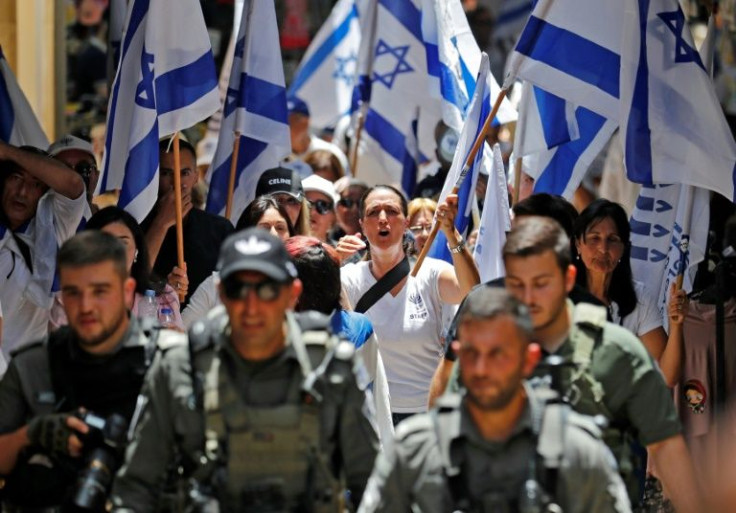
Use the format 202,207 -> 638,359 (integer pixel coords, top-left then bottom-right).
309,199 -> 334,215
337,197 -> 359,209
222,279 -> 283,301
73,162 -> 98,182
409,224 -> 432,235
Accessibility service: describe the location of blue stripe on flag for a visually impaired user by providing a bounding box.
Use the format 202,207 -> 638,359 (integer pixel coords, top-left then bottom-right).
155,52 -> 218,114
118,120 -> 160,210
459,54 -> 476,99
534,106 -> 607,195
497,1 -> 534,25
516,16 -> 620,99
0,69 -> 13,143
379,0 -> 422,41
205,136 -> 268,215
288,4 -> 358,95
534,87 -> 571,148
226,75 -> 288,123
101,0 -> 149,191
624,0 -> 653,185
425,43 -> 441,79
364,109 -> 406,163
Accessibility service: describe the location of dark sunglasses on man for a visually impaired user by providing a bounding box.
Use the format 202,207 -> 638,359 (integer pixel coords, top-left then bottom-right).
222,278 -> 284,301
309,199 -> 334,215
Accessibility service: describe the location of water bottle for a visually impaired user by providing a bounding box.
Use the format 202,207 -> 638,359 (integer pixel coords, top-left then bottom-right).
159,307 -> 176,329
138,289 -> 158,320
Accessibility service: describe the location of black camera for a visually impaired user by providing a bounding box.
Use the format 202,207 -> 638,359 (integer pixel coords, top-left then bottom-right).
72,412 -> 129,511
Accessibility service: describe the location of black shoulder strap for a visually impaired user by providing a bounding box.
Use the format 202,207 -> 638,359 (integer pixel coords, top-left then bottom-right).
354,256 -> 410,314
47,329 -> 74,411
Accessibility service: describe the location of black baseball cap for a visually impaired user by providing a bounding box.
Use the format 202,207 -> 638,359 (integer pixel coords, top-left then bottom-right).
217,228 -> 298,282
255,166 -> 304,200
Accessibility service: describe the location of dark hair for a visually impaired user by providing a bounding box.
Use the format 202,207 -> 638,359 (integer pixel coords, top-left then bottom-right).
503,216 -> 571,272
456,287 -> 533,342
158,137 -> 197,163
513,193 -> 579,258
574,199 -> 636,318
85,206 -> 163,294
284,236 -> 341,313
235,195 -> 295,235
58,231 -> 128,279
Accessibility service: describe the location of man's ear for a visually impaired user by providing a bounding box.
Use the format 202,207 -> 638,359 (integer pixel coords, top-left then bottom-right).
288,279 -> 303,310
564,264 -> 576,294
124,277 -> 136,309
523,342 -> 542,377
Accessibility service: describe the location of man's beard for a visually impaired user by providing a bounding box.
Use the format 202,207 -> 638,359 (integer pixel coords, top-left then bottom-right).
74,307 -> 128,348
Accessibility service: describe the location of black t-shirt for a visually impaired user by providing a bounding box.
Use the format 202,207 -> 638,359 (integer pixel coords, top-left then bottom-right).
443,279 -> 605,361
142,208 -> 233,306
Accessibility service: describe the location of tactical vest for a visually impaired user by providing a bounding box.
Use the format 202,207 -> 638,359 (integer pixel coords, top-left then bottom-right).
562,303 -> 641,501
188,309 -> 350,513
1,320 -> 161,512
432,392 -> 568,513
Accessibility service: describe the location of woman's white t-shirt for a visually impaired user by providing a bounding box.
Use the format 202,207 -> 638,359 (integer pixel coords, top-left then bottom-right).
341,257 -> 454,413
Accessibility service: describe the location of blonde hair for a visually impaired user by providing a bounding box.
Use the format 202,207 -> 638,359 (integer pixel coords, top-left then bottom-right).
295,197 -> 312,236
304,149 -> 345,182
408,197 -> 437,224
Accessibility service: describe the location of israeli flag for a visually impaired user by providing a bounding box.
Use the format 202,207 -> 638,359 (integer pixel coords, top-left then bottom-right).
205,0 -> 291,222
629,11 -> 716,331
428,53 -> 495,263
506,0 -> 623,121
515,82 -> 616,199
288,0 -> 363,132
352,0 -> 515,189
107,0 -> 127,87
473,143 -> 511,282
620,0 -> 736,201
100,0 -> 220,222
0,46 -> 48,148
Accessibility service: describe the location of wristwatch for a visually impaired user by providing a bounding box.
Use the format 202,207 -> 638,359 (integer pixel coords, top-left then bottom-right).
448,237 -> 465,254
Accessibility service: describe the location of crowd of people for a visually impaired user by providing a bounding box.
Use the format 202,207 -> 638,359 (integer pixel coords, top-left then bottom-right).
0,123 -> 733,512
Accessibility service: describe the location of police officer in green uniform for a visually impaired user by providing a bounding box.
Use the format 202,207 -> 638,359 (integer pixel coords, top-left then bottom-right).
112,228 -> 379,512
0,231 -> 179,511
359,287 -> 630,513
500,217 -> 703,513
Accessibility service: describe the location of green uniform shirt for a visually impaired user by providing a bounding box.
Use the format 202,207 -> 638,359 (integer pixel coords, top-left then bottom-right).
533,302 -> 681,447
358,387 -> 631,513
112,315 -> 379,512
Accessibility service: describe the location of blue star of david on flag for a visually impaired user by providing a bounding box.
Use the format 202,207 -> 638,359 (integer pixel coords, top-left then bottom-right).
135,47 -> 155,109
372,40 -> 413,89
657,9 -> 705,71
333,53 -> 357,86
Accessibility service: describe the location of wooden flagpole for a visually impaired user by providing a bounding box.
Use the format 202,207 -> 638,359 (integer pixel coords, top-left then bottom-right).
225,132 -> 241,220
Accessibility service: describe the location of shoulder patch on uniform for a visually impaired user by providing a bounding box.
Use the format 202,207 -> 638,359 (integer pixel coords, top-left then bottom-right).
9,339 -> 45,358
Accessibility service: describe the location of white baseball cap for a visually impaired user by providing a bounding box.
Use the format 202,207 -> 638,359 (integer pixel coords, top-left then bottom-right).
303,174 -> 338,204
48,134 -> 95,159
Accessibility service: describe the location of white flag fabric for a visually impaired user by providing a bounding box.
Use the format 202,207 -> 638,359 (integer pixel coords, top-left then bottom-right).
100,0 -> 220,222
0,46 -> 48,148
428,53 -> 495,263
473,143 -> 510,282
288,0 -> 363,132
620,0 -> 736,201
505,0 -> 623,121
107,0 -> 127,87
629,184 -> 709,329
351,0 -> 515,189
205,0 -> 291,222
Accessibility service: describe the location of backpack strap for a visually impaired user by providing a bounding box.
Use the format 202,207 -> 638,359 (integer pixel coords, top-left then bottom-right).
354,256 -> 410,314
569,303 -> 608,406
431,395 -> 471,512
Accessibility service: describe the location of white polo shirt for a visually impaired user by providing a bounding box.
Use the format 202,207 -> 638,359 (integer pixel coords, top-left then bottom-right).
0,190 -> 87,359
